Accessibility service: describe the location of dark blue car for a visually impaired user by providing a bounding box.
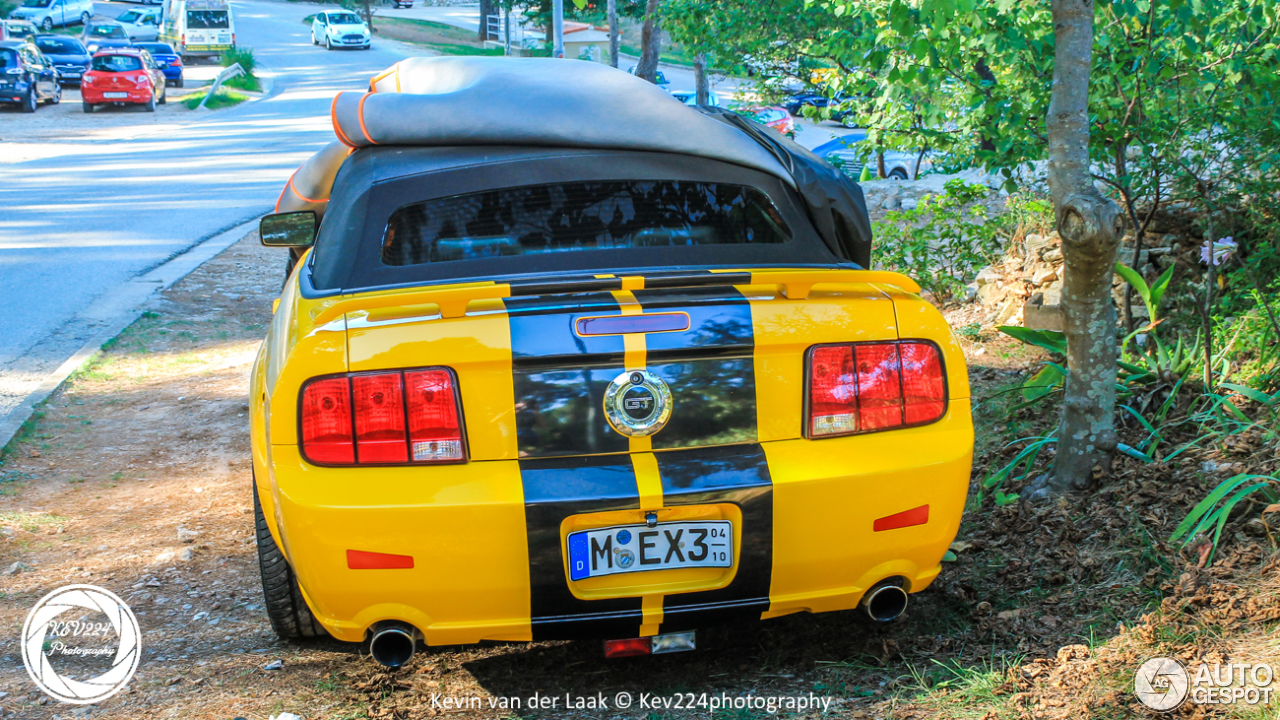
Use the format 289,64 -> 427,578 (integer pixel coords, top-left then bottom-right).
34,35 -> 90,85
133,41 -> 182,86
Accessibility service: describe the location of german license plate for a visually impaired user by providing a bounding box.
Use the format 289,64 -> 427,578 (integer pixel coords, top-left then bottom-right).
104,92 -> 128,98
568,521 -> 732,580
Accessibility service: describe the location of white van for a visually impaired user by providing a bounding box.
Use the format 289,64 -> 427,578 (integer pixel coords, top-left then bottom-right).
160,0 -> 233,59
8,0 -> 93,32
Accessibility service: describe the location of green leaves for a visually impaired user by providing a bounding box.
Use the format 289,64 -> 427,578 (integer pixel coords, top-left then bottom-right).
1115,262 -> 1174,322
998,326 -> 1067,355
1171,473 -> 1280,565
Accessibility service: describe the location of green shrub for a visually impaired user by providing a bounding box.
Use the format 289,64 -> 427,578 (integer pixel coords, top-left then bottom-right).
872,179 -> 1005,304
221,46 -> 261,92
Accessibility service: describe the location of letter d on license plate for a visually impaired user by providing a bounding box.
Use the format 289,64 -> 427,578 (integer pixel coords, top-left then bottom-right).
567,521 -> 732,581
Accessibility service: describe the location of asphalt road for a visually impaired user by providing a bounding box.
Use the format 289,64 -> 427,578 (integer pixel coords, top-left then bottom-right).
0,0 -> 415,424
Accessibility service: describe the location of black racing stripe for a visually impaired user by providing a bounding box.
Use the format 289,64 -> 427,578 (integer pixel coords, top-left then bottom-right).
520,455 -> 643,641
508,292 -> 629,456
632,286 -> 757,450
630,286 -> 754,355
654,444 -> 773,631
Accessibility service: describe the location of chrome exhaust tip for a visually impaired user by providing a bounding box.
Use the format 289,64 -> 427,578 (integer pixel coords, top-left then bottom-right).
861,583 -> 909,622
369,621 -> 417,668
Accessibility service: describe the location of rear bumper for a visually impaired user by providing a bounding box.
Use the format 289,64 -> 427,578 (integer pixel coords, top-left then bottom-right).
261,401 -> 972,645
81,87 -> 151,103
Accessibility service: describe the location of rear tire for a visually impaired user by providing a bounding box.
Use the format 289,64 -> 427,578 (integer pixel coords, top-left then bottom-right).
82,100 -> 95,113
254,477 -> 328,641
21,87 -> 36,113
175,75 -> 184,88
144,94 -> 156,112
157,84 -> 165,104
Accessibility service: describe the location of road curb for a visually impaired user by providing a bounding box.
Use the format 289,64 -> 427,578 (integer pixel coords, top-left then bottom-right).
0,217 -> 262,454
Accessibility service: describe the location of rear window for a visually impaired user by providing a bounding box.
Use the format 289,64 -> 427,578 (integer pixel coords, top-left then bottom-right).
92,54 -> 142,72
381,181 -> 792,267
186,10 -> 229,28
37,38 -> 81,54
137,42 -> 174,54
0,50 -> 16,69
88,24 -> 127,38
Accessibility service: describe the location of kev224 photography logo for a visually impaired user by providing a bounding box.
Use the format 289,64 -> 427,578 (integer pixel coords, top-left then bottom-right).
21,585 -> 142,705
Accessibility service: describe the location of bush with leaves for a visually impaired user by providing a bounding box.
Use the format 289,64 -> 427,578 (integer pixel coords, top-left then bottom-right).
872,179 -> 1004,304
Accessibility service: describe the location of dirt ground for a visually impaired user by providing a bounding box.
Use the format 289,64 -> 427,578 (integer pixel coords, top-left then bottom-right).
0,231 -> 1277,719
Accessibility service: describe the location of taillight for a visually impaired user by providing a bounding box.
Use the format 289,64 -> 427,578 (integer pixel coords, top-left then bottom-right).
299,368 -> 465,466
805,341 -> 946,438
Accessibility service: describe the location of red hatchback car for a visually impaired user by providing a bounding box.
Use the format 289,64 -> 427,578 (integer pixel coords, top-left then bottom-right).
81,48 -> 166,113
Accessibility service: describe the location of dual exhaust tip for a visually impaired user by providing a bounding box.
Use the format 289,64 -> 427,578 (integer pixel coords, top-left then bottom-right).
370,583 -> 907,666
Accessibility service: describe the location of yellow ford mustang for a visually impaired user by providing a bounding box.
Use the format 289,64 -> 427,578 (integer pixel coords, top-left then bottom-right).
250,57 -> 972,665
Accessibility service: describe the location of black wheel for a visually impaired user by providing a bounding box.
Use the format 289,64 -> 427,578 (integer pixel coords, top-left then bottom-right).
157,84 -> 165,104
82,100 -> 95,113
144,93 -> 156,112
888,168 -> 909,180
41,16 -> 53,30
326,37 -> 334,50
254,477 -> 328,641
21,86 -> 36,113
175,75 -> 184,88
49,83 -> 61,105
80,11 -> 90,24
311,30 -> 318,45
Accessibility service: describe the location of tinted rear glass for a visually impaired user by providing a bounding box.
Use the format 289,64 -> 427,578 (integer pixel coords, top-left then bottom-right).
186,10 -> 229,28
381,181 -> 792,267
37,38 -> 82,54
136,42 -> 174,53
92,54 -> 142,72
88,24 -> 128,38
0,50 -> 16,68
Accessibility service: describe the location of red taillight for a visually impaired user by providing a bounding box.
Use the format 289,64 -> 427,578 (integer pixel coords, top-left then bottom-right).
353,373 -> 408,463
300,377 -> 354,463
300,368 -> 465,466
806,341 -> 946,438
405,370 -> 465,462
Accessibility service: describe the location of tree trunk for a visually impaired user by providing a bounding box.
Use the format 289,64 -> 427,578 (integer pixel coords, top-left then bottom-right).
607,0 -> 618,67
635,0 -> 661,82
694,52 -> 709,105
478,0 -> 495,42
1022,0 -> 1125,501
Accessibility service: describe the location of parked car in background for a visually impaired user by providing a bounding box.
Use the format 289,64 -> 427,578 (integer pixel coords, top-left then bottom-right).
80,47 -> 165,112
739,106 -> 796,138
310,11 -> 370,50
392,0 -> 412,7
0,40 -> 61,111
670,90 -> 719,107
3,19 -> 40,41
132,41 -> 181,85
161,0 -> 234,60
81,20 -> 132,54
115,7 -> 161,41
810,132 -> 933,180
34,34 -> 90,84
9,0 -> 92,31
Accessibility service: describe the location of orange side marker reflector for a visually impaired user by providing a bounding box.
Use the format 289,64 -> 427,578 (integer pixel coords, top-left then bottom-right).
347,550 -> 414,570
873,505 -> 929,532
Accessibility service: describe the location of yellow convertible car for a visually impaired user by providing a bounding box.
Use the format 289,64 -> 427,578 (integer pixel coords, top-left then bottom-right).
250,57 -> 972,666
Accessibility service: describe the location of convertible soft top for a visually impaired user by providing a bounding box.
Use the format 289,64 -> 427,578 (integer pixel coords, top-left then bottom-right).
277,57 -> 873,269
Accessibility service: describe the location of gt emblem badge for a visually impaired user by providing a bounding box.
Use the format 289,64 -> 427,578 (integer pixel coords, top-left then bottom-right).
604,369 -> 672,437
